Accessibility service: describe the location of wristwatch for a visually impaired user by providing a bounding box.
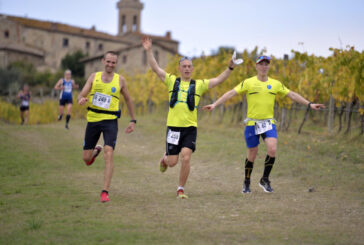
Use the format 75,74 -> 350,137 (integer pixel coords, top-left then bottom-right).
130,119 -> 137,124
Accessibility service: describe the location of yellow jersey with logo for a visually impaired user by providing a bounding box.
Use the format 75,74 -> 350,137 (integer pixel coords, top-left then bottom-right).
234,76 -> 290,126
165,73 -> 209,127
87,72 -> 120,122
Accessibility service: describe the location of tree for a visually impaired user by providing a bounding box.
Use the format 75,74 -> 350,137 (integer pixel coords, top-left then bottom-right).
60,50 -> 86,77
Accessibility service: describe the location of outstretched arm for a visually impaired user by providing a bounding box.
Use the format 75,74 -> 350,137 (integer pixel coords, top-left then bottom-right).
203,89 -> 238,111
286,91 -> 325,110
120,76 -> 136,134
77,73 -> 95,105
208,60 -> 235,89
142,36 -> 166,81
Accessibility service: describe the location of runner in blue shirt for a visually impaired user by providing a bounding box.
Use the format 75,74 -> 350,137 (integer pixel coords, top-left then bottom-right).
54,69 -> 79,129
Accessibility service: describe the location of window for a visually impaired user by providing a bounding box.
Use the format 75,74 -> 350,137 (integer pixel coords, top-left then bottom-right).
85,41 -> 90,50
142,50 -> 147,65
122,55 -> 127,64
63,38 -> 69,47
121,15 -> 126,33
154,50 -> 159,63
4,30 -> 9,38
132,15 -> 137,32
98,43 -> 103,51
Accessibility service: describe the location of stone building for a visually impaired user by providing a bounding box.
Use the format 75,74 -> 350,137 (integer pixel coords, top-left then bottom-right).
0,0 -> 179,75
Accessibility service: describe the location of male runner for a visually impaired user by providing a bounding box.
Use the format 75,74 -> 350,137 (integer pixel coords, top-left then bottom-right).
203,56 -> 325,193
54,69 -> 79,129
142,36 -> 235,199
78,51 -> 136,202
17,84 -> 31,125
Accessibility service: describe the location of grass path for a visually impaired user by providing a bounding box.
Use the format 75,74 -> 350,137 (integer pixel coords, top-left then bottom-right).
0,114 -> 363,244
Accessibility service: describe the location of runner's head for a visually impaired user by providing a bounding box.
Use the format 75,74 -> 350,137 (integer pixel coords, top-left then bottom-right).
256,55 -> 271,76
23,84 -> 29,92
64,69 -> 72,80
102,51 -> 118,74
178,57 -> 193,81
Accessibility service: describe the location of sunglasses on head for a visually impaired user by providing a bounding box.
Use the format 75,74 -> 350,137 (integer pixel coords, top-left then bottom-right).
179,56 -> 192,63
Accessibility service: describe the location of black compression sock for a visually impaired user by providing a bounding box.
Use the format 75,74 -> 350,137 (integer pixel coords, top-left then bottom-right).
66,114 -> 71,124
101,190 -> 109,194
245,158 -> 254,180
263,155 -> 275,179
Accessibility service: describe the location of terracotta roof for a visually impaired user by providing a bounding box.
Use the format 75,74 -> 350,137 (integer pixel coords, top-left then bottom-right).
0,43 -> 44,57
3,14 -> 131,45
80,41 -> 179,63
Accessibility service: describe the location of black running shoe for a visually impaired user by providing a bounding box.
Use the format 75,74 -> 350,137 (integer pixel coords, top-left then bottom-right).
58,114 -> 63,121
65,124 -> 69,129
259,178 -> 273,193
241,179 -> 251,194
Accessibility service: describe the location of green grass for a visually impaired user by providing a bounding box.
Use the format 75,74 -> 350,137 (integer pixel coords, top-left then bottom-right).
0,112 -> 363,244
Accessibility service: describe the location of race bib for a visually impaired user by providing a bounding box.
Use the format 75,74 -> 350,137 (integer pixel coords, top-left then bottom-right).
92,92 -> 111,109
21,100 -> 29,106
64,84 -> 72,93
254,119 -> 273,135
167,130 -> 180,145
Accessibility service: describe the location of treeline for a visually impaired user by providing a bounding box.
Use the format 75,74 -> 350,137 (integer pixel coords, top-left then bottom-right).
123,46 -> 363,134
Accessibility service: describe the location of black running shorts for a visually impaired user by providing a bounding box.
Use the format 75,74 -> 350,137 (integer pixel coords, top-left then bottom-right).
165,126 -> 197,155
83,119 -> 118,150
20,106 -> 29,111
59,98 -> 73,106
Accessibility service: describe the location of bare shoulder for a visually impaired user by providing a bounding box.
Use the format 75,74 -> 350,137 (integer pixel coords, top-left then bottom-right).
119,74 -> 126,87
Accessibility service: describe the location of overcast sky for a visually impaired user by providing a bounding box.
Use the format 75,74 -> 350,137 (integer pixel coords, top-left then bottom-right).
1,0 -> 363,58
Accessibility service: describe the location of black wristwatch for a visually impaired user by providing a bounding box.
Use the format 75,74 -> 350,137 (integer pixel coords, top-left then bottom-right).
228,66 -> 234,70
307,102 -> 312,109
130,119 -> 137,124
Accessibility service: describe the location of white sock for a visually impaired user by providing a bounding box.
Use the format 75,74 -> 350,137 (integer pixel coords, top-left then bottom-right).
177,186 -> 184,191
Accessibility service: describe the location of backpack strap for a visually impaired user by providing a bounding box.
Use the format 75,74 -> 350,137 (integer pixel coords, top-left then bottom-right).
169,77 -> 181,108
186,80 -> 196,111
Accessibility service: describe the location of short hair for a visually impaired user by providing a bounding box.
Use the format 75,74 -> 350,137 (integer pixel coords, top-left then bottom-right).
64,69 -> 72,74
179,56 -> 192,64
104,51 -> 119,59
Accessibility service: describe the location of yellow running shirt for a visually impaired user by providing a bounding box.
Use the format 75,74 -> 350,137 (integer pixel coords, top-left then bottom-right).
165,73 -> 209,127
87,72 -> 120,122
234,76 -> 290,126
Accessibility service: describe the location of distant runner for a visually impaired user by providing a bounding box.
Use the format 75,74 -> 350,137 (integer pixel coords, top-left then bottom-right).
78,51 -> 136,203
17,84 -> 31,125
204,56 -> 325,193
54,69 -> 79,129
142,36 -> 235,199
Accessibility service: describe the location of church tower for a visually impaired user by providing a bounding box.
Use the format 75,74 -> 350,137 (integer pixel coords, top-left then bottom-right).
117,0 -> 144,35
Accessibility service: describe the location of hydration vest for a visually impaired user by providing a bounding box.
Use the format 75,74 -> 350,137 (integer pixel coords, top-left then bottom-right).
169,78 -> 197,111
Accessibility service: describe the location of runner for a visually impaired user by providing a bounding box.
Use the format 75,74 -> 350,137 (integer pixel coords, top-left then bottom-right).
17,84 -> 31,125
54,69 -> 79,129
78,51 -> 136,203
203,55 -> 325,193
142,36 -> 235,199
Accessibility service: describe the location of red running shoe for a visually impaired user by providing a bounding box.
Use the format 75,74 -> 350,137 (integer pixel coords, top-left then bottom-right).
100,191 -> 110,203
86,145 -> 103,166
177,189 -> 188,199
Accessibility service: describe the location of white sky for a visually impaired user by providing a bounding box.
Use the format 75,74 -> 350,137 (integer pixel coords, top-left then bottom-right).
1,0 -> 363,58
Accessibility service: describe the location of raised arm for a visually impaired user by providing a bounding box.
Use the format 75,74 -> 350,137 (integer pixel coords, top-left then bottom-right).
142,36 -> 166,81
286,91 -> 325,110
54,79 -> 64,90
208,60 -> 235,89
120,76 -> 136,134
203,89 -> 238,111
77,73 -> 95,105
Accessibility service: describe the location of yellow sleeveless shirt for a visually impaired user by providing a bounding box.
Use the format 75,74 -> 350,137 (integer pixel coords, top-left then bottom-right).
87,72 -> 120,122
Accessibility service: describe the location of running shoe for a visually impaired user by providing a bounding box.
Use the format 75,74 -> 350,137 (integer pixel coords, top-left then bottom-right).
86,145 -> 103,166
159,157 -> 168,173
241,179 -> 251,194
177,189 -> 188,199
100,191 -> 110,202
65,124 -> 69,130
259,177 -> 274,193
58,114 -> 63,121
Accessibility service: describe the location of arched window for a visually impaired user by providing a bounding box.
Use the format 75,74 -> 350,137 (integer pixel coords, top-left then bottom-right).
132,15 -> 137,32
122,15 -> 126,33
98,43 -> 103,51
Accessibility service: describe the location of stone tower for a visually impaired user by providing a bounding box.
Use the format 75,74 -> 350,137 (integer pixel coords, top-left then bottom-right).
117,0 -> 144,35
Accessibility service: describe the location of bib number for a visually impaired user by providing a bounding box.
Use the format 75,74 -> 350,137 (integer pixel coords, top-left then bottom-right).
64,85 -> 72,93
21,100 -> 29,106
167,130 -> 180,145
92,92 -> 111,109
254,120 -> 273,135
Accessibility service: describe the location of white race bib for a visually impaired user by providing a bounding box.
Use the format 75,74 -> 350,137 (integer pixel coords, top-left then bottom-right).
92,92 -> 111,109
254,119 -> 273,135
64,84 -> 72,93
167,130 -> 180,145
21,100 -> 29,106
